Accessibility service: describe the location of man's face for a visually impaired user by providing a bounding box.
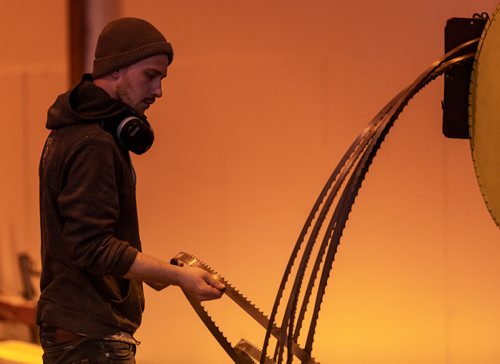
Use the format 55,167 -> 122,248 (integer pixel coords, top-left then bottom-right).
115,54 -> 169,115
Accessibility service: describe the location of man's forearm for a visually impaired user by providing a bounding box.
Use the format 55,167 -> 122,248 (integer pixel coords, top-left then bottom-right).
124,251 -> 181,286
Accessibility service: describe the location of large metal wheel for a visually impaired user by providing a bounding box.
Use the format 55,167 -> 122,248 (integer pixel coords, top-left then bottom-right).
469,4 -> 500,228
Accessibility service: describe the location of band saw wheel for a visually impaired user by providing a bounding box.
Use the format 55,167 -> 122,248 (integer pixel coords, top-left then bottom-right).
469,4 -> 500,229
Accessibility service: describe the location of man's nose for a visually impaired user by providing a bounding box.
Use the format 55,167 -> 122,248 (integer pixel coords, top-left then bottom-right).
152,80 -> 163,98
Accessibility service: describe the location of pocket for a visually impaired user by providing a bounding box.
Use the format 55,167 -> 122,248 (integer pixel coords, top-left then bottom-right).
104,341 -> 135,362
42,336 -> 85,353
42,337 -> 94,364
43,353 -> 89,364
109,280 -> 144,323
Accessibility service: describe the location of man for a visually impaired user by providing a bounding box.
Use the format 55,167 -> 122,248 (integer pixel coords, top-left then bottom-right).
38,17 -> 224,363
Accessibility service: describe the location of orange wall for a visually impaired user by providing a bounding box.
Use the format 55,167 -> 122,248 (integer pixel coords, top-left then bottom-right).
2,1 -> 500,363
0,0 -> 66,297
121,1 -> 500,363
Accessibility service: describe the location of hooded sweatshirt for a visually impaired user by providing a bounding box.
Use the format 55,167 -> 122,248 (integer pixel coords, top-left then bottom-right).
38,74 -> 145,338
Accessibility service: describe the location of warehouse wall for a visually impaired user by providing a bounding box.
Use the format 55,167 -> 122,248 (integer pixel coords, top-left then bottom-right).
1,1 -> 499,363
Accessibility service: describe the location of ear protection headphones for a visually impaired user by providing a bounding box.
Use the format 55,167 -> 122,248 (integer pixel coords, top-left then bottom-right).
102,110 -> 154,155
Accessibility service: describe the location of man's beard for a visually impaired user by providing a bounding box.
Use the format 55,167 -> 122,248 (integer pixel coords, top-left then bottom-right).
115,75 -> 144,115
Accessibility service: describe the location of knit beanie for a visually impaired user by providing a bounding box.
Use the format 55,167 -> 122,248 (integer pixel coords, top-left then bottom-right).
92,17 -> 174,78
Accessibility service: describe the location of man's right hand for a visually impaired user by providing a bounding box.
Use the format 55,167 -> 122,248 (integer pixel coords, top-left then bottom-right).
176,265 -> 225,301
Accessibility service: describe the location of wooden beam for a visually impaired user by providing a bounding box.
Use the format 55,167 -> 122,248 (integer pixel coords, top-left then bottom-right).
0,295 -> 36,326
68,0 -> 86,86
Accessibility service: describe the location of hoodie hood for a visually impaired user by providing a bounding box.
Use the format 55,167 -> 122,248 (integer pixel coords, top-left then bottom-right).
46,74 -> 130,130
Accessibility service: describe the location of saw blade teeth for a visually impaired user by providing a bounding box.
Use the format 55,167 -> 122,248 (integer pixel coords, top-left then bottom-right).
192,300 -> 234,345
235,339 -> 275,364
176,252 -> 269,313
180,252 -> 223,277
177,252 -> 306,360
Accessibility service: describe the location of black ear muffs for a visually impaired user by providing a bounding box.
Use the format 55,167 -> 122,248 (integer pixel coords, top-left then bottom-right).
116,115 -> 154,155
102,112 -> 154,155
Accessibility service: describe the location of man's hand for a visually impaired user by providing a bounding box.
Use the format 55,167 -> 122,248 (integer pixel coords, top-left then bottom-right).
125,252 -> 225,301
177,266 -> 225,301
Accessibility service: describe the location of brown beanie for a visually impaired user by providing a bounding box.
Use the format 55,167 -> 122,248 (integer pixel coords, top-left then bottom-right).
92,17 -> 174,78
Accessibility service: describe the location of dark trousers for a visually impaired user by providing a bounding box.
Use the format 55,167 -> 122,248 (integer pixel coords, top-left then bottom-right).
40,327 -> 136,364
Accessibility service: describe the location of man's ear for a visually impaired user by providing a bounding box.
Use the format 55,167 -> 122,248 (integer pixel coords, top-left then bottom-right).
111,70 -> 122,80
